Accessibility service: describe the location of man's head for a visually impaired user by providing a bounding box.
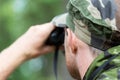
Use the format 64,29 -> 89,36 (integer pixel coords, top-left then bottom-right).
62,0 -> 120,79
64,28 -> 99,79
53,0 -> 120,79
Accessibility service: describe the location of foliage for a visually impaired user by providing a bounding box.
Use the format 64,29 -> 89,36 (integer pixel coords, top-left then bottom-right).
0,0 -> 73,80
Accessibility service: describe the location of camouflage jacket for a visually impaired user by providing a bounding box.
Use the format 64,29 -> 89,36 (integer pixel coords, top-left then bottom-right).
83,45 -> 120,80
65,0 -> 120,79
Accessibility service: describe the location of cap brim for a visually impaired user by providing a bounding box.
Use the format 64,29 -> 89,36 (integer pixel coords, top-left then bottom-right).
51,13 -> 74,30
51,13 -> 67,27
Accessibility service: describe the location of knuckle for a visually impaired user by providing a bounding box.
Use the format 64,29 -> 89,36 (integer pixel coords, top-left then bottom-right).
29,26 -> 38,32
29,26 -> 42,36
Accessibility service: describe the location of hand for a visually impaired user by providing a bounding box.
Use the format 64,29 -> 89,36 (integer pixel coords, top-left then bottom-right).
8,23 -> 55,60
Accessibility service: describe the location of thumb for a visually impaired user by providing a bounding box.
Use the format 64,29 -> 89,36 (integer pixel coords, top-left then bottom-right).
40,45 -> 55,55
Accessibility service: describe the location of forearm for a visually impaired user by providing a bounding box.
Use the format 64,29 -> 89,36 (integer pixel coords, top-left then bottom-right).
0,47 -> 26,80
0,23 -> 55,80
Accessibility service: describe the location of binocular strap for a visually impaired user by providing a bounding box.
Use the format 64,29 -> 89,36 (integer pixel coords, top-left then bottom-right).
53,46 -> 59,80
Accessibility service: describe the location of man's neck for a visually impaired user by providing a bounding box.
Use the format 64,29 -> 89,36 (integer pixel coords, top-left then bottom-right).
76,48 -> 96,79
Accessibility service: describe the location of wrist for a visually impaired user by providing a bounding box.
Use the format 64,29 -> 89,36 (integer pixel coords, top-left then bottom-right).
6,45 -> 28,62
0,47 -> 28,79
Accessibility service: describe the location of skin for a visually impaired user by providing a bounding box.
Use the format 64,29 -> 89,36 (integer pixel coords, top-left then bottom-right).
64,0 -> 120,79
64,29 -> 96,80
0,1 -> 120,80
0,22 -> 94,80
0,23 -> 55,80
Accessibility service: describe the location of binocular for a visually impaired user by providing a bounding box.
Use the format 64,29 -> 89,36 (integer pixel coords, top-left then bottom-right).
45,14 -> 68,79
46,27 -> 65,46
46,13 -> 68,46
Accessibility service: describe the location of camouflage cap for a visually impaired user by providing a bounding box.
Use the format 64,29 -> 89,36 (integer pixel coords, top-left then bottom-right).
53,0 -> 120,50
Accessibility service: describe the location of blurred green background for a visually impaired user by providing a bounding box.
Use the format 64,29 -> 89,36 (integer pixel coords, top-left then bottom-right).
0,0 -> 73,80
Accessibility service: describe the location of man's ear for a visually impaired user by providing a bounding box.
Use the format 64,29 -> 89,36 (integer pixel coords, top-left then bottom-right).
67,29 -> 78,54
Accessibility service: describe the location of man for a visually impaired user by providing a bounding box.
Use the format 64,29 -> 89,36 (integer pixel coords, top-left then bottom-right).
64,0 -> 120,79
0,0 -> 120,80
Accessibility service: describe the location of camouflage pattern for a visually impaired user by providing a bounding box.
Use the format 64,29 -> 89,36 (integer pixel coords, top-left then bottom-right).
84,45 -> 120,80
66,0 -> 119,50
67,0 -> 118,31
49,0 -> 120,79
65,0 -> 120,80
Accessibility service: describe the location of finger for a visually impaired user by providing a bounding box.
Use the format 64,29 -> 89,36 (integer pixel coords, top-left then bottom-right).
43,23 -> 55,33
40,46 -> 55,55
35,23 -> 56,43
36,23 -> 55,37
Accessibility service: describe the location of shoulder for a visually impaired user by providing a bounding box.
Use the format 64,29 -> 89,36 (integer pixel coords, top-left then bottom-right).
97,67 -> 120,80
